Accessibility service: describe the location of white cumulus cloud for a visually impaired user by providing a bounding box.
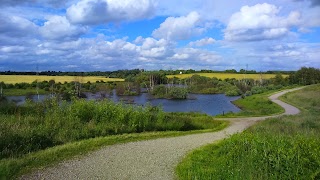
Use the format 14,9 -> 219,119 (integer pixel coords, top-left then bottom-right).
138,37 -> 175,58
224,3 -> 301,41
152,11 -> 209,41
0,14 -> 38,37
66,0 -> 155,25
169,47 -> 223,69
40,16 -> 87,40
188,37 -> 215,47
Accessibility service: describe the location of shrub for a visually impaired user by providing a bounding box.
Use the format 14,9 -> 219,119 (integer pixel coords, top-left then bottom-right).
168,87 -> 188,99
152,85 -> 167,98
225,89 -> 240,96
251,86 -> 267,94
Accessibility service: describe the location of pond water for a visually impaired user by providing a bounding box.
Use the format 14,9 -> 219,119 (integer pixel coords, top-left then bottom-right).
6,95 -> 48,106
5,92 -> 241,116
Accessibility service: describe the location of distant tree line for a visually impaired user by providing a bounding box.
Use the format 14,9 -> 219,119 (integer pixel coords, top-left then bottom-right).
0,68 -> 295,79
288,67 -> 320,85
0,69 -> 144,78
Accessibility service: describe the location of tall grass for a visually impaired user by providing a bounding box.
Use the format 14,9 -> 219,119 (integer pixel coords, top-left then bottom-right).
0,99 -> 224,159
0,99 -> 227,179
177,85 -> 320,179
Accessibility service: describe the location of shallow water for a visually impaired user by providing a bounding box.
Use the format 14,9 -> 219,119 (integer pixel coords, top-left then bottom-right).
85,91 -> 240,116
6,92 -> 241,116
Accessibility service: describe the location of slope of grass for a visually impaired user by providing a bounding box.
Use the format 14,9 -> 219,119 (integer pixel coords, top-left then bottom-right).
176,85 -> 320,180
167,73 -> 288,80
0,75 -> 124,84
0,125 -> 230,179
215,91 -> 284,117
0,98 -> 228,179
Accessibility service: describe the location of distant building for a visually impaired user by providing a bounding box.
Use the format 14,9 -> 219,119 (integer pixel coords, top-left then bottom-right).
180,71 -> 182,74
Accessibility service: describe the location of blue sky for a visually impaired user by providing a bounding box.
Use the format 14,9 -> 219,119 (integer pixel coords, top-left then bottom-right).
0,0 -> 319,71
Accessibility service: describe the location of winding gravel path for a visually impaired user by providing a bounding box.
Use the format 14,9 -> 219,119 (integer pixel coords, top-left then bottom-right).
21,87 -> 303,180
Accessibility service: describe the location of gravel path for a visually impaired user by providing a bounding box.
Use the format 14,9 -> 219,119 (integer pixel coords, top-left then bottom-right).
21,87 -> 303,180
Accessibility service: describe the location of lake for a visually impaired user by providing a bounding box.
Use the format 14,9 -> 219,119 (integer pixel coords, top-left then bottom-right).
5,92 -> 241,116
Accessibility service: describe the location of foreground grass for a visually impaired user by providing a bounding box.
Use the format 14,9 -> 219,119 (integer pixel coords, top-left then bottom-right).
167,73 -> 288,80
176,85 -> 320,179
0,124 -> 228,179
0,99 -> 228,179
1,99 -> 226,159
0,75 -> 124,84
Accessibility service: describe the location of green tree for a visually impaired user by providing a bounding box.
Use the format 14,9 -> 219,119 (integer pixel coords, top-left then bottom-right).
168,87 -> 188,99
152,85 -> 167,98
272,73 -> 285,85
290,67 -> 320,85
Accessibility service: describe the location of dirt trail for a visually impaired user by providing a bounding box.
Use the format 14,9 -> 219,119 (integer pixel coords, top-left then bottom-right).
21,87 -> 303,180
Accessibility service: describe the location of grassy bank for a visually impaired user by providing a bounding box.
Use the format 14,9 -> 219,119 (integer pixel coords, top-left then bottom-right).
215,85 -> 300,117
0,127 -> 229,179
215,90 -> 284,117
176,85 -> 320,179
0,99 -> 228,179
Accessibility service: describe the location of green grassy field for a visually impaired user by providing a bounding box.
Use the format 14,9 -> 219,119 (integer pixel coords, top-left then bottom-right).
215,90 -> 285,117
167,73 -> 288,80
0,75 -> 124,84
176,85 -> 320,179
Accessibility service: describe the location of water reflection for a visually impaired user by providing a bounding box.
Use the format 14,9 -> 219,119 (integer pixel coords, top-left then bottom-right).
5,92 -> 241,116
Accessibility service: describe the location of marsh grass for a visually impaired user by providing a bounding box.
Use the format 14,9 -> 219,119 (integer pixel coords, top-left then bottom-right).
0,99 -> 225,159
177,85 -> 320,180
0,99 -> 228,179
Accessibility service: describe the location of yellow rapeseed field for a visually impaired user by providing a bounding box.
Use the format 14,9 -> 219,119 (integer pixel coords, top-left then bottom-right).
0,75 -> 124,84
167,73 -> 288,80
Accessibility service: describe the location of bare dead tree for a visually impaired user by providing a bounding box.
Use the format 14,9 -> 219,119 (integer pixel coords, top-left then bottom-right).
149,74 -> 155,91
144,82 -> 149,92
36,65 -> 40,101
49,79 -> 55,98
74,75 -> 84,97
0,81 -> 3,97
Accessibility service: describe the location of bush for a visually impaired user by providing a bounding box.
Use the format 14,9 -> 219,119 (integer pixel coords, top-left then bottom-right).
245,91 -> 252,96
225,89 -> 239,96
152,85 -> 167,98
168,87 -> 188,99
251,86 -> 267,94
198,88 -> 219,94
